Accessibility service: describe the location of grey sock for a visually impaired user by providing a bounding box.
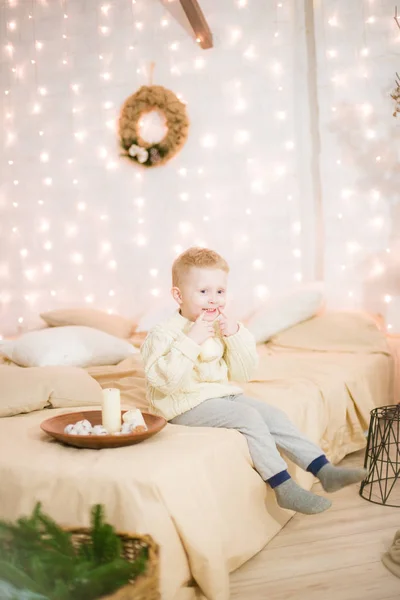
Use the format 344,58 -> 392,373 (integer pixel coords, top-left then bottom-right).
274,479 -> 332,515
317,464 -> 367,493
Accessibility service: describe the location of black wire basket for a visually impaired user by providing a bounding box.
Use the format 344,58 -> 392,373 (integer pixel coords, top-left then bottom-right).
360,404 -> 400,507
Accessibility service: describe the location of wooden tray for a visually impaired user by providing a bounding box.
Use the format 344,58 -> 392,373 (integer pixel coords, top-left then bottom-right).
41,410 -> 166,449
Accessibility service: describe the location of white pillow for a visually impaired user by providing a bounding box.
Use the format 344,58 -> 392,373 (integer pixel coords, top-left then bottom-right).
0,326 -> 138,368
246,290 -> 324,343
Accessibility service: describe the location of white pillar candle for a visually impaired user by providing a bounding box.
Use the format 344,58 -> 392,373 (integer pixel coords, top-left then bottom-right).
101,388 -> 121,434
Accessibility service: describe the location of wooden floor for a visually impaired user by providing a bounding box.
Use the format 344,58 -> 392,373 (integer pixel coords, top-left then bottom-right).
230,451 -> 400,600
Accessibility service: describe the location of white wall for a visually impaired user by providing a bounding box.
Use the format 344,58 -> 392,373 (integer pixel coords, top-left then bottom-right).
0,0 -> 399,336
313,0 -> 400,329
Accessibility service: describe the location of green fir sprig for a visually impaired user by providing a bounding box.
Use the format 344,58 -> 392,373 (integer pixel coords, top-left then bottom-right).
0,504 -> 148,600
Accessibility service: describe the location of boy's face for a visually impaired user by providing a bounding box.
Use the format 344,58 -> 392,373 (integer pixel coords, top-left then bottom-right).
172,267 -> 228,322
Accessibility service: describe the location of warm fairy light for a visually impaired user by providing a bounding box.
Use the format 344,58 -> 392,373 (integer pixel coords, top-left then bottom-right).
0,0 -> 398,336
234,98 -> 247,112
292,222 -> 301,234
179,222 -> 193,235
231,28 -> 242,43
71,252 -> 83,264
234,130 -> 250,144
347,242 -> 361,254
201,134 -> 216,148
370,261 -> 385,277
243,45 -> 257,59
135,234 -> 147,246
371,216 -> 384,228
39,220 -> 50,232
74,131 -> 87,142
254,285 -> 269,299
253,259 -> 263,270
272,61 -> 283,74
360,103 -> 373,116
341,189 -> 353,199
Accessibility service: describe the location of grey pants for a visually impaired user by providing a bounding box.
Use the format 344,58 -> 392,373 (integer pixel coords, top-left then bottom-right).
170,395 -> 324,481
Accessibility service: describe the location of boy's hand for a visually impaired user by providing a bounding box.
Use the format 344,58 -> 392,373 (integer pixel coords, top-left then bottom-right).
218,310 -> 239,337
187,312 -> 216,345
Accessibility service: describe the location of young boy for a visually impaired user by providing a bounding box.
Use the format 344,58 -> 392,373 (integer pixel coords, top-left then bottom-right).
140,247 -> 366,514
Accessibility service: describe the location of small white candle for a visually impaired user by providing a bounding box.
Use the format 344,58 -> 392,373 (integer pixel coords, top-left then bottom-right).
122,408 -> 147,430
101,388 -> 121,434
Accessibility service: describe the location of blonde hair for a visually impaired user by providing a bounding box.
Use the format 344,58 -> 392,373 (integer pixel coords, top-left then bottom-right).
172,247 -> 229,287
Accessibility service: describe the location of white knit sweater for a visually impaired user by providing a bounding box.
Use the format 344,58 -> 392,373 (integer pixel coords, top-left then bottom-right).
140,311 -> 259,420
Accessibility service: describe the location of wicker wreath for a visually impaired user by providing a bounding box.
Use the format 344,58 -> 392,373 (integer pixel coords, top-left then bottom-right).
118,85 -> 189,167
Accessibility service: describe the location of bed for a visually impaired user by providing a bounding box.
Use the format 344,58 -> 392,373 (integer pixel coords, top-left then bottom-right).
0,312 -> 395,600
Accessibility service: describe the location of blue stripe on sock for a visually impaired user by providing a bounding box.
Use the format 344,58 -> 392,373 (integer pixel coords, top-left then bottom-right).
267,470 -> 291,489
307,455 -> 329,476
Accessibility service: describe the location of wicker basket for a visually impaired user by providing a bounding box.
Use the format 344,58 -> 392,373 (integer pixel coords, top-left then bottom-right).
68,528 -> 160,600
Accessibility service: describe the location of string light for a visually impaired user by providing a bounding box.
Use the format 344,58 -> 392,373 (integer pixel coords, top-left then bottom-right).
0,0 -> 398,336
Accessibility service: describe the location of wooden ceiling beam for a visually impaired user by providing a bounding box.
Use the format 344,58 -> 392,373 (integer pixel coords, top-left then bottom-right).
178,0 -> 213,49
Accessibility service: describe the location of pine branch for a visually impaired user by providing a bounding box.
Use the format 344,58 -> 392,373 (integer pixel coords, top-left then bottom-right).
0,504 -> 149,600
0,560 -> 45,594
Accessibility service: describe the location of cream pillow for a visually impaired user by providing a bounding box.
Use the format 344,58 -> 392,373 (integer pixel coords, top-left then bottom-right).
270,311 -> 390,354
40,308 -> 136,338
0,326 -> 138,368
246,290 -> 324,343
0,365 -> 103,417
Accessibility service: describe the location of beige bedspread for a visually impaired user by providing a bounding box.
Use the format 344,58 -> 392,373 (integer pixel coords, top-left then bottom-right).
0,343 -> 393,600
